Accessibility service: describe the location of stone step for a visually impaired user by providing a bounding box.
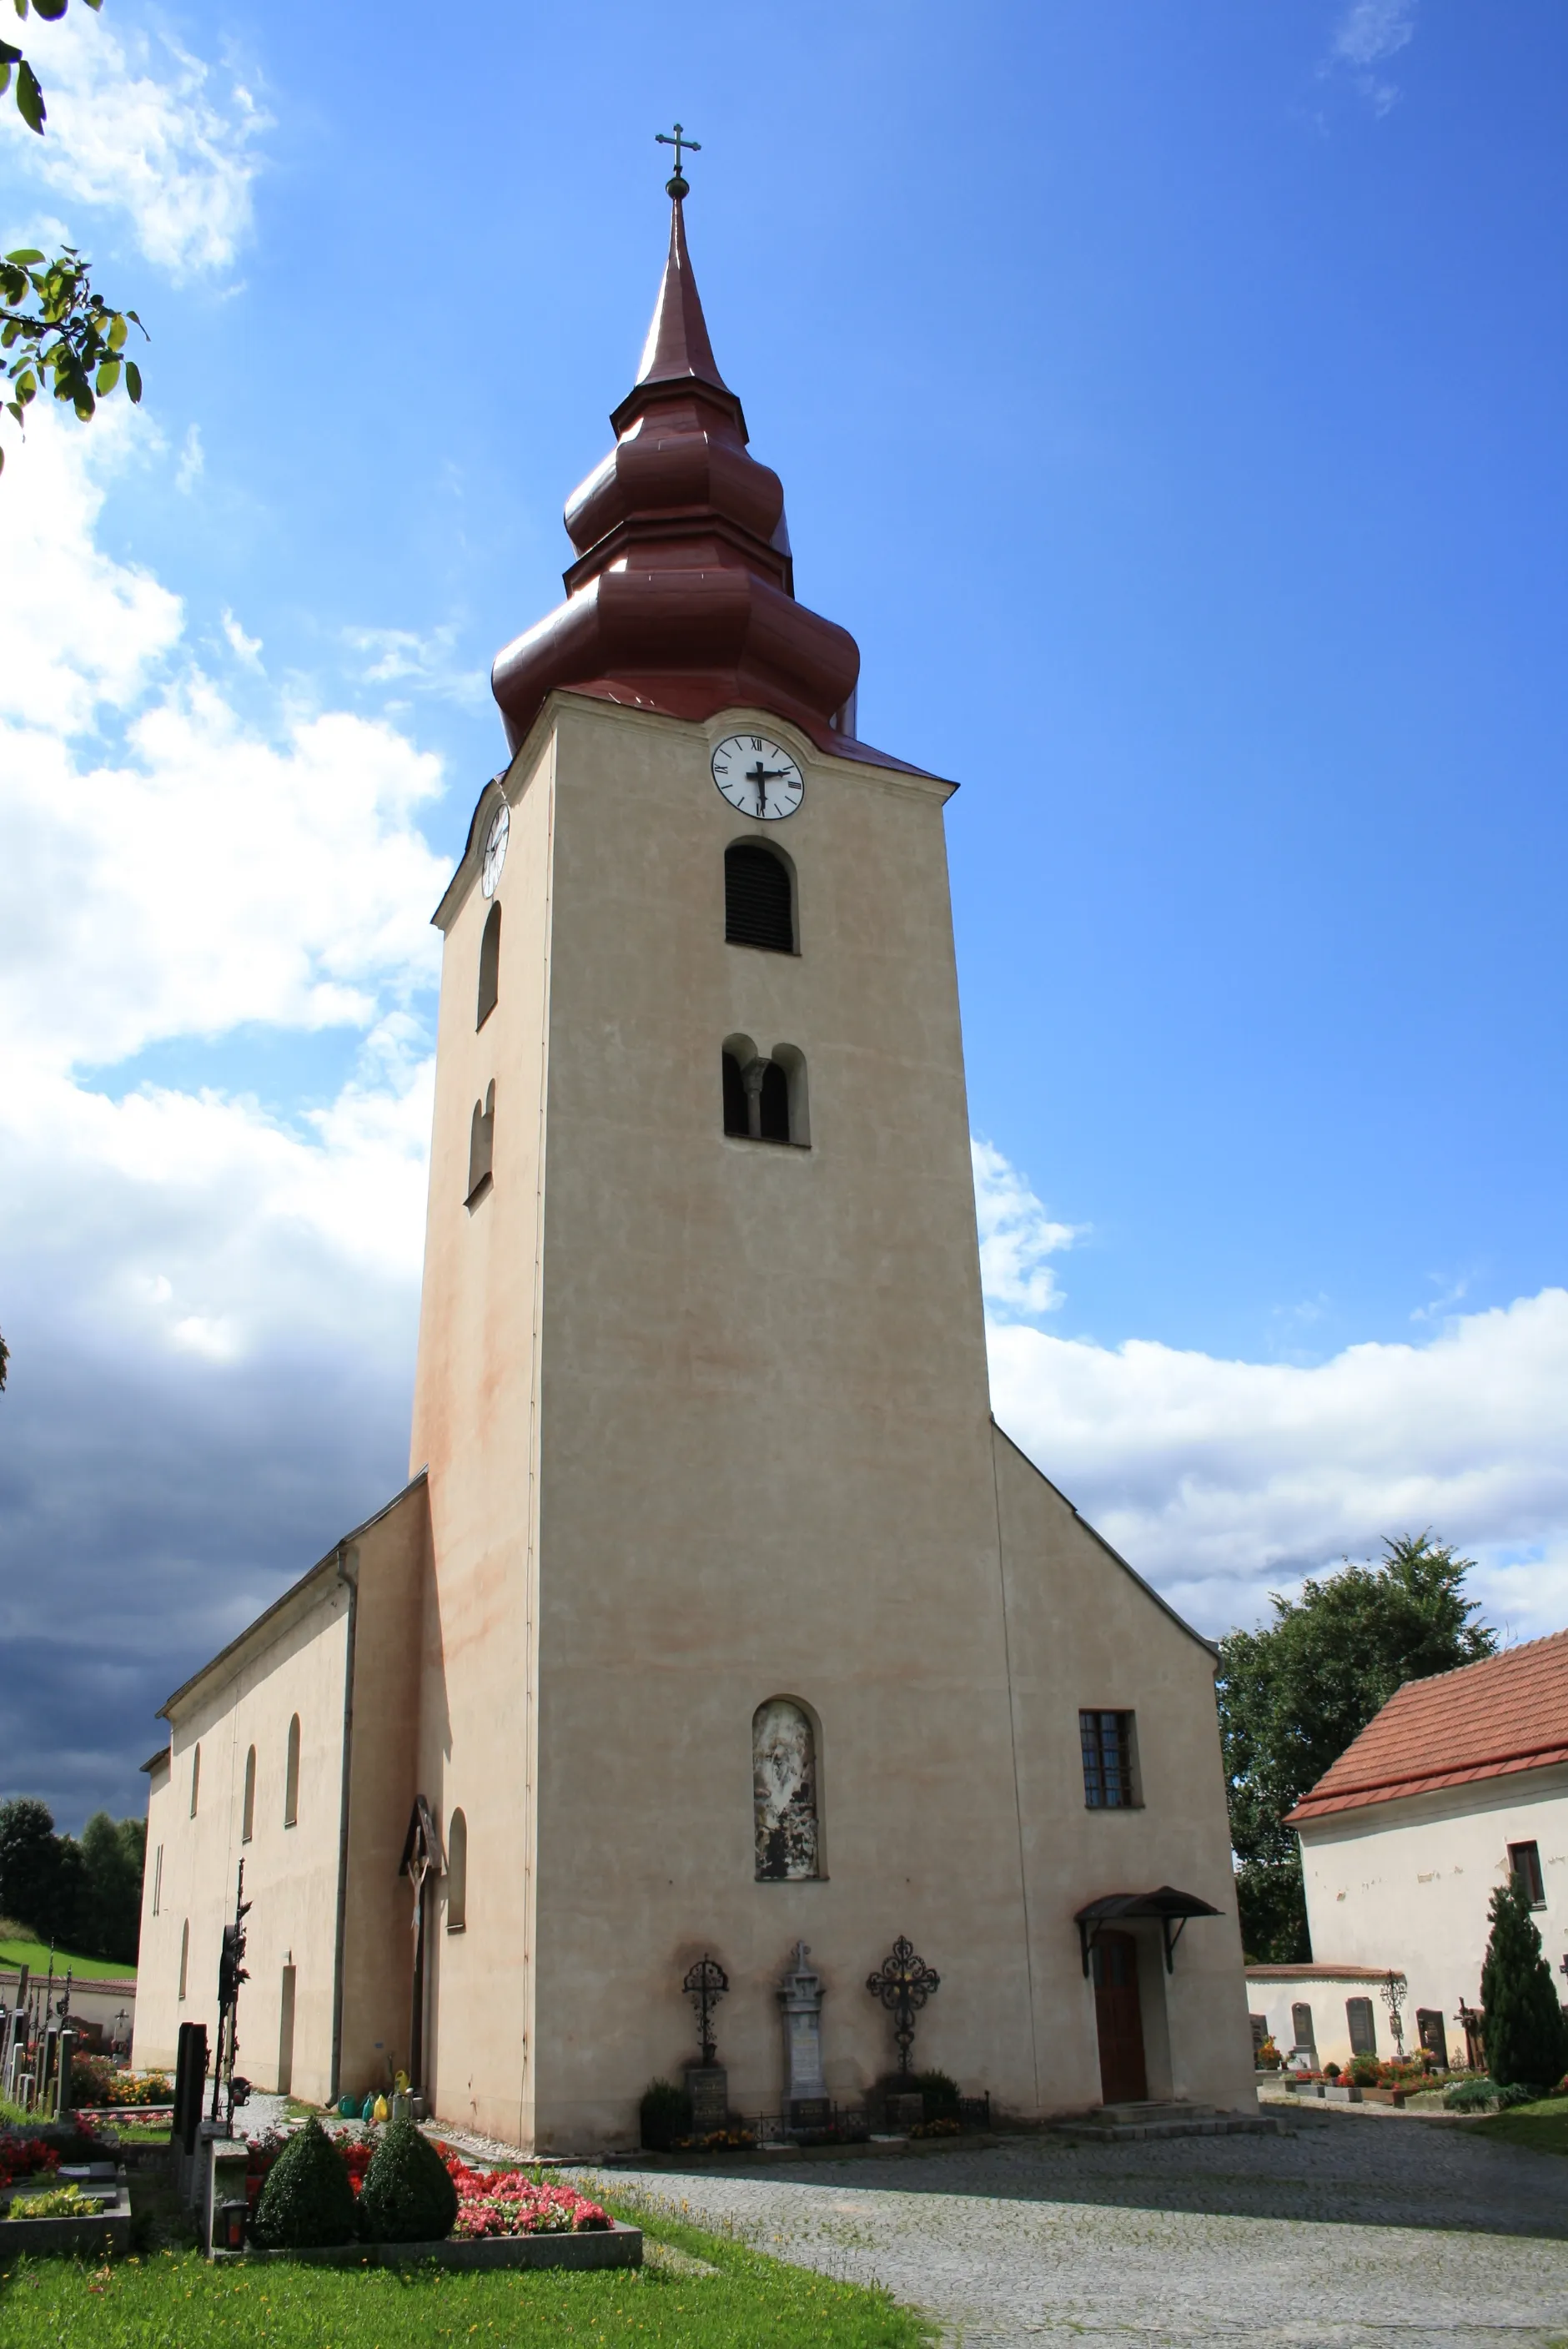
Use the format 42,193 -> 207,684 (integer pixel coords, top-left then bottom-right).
1095,2101 -> 1220,2124
1052,2108 -> 1288,2144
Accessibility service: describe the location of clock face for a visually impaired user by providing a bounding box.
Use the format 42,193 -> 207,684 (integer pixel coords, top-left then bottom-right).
480,802 -> 510,897
711,733 -> 804,821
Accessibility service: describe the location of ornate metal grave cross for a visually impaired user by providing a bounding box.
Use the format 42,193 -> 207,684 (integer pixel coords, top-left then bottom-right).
656,121 -> 701,199
1380,1969 -> 1408,2059
683,1953 -> 729,2067
866,1935 -> 940,2075
210,1857 -> 252,2128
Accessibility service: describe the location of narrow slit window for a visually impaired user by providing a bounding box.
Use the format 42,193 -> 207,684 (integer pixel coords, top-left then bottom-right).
242,1746 -> 256,1843
477,902 -> 501,1028
178,1919 -> 189,2002
1079,1710 -> 1137,1808
467,1081 -> 495,1204
725,843 -> 794,952
284,1714 -> 300,1828
189,1743 -> 201,1818
447,1808 -> 467,1932
152,1843 -> 163,1917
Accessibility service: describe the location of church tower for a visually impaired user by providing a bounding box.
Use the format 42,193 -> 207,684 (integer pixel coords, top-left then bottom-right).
403,176 -> 1254,2147
133,167 -> 1253,2144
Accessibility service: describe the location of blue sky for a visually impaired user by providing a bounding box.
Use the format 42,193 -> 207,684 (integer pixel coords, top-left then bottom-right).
2,0 -> 1565,1826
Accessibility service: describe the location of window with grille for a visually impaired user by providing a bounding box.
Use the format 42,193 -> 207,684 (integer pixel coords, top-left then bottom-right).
725,843 -> 794,953
1509,1840 -> 1545,1907
1079,1709 -> 1137,1808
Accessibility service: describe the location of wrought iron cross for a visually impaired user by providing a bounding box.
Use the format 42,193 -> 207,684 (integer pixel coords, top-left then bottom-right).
1380,1968 -> 1407,2057
656,122 -> 701,197
866,1935 -> 940,2075
683,1953 -> 729,2067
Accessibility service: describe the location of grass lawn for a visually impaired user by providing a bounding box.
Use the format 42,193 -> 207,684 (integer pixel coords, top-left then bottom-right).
0,2215 -> 931,2348
0,1935 -> 135,1979
1474,2097 -> 1568,2157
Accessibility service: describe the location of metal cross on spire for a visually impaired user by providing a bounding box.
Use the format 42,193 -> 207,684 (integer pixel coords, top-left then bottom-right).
656,121 -> 701,199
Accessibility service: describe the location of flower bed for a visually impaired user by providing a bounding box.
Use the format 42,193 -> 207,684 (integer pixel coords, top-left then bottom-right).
437,2149 -> 610,2239
0,2138 -> 59,2191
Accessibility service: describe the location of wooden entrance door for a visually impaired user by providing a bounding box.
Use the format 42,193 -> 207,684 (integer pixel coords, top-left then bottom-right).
1092,1929 -> 1148,2105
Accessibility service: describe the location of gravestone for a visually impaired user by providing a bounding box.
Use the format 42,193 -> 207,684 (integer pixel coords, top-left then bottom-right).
684,2064 -> 729,2134
777,1943 -> 825,2111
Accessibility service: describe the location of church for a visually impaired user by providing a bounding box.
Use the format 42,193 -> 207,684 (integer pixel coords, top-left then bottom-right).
133,165 -> 1257,2148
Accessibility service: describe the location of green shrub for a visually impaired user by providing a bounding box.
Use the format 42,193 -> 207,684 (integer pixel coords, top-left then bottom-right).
356,2119 -> 458,2244
1445,2076 -> 1496,2110
912,2069 -> 961,2119
250,2116 -> 357,2249
639,2078 -> 691,2150
1480,1876 -> 1568,2089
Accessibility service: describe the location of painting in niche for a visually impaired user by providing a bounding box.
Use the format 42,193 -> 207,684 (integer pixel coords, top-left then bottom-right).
753,1698 -> 819,1881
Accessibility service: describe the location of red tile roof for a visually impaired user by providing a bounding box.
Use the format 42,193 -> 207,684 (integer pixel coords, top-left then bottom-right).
1286,1627 -> 1568,1825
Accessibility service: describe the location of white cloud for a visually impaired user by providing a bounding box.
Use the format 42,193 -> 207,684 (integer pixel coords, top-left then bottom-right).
221,607 -> 263,668
0,11 -> 266,276
1331,0 -> 1418,68
175,423 -> 204,494
0,414 -> 449,1078
975,1140 -> 1568,1647
971,1137 -> 1082,1318
1327,0 -> 1418,115
347,623 -> 490,708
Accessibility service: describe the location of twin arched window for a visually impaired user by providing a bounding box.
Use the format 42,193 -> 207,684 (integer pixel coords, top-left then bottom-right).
723,1038 -> 807,1145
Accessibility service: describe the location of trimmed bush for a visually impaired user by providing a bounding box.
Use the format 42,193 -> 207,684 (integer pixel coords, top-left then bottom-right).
912,2069 -> 961,2120
1480,1876 -> 1568,2090
250,2116 -> 357,2249
356,2119 -> 458,2245
640,2078 -> 691,2151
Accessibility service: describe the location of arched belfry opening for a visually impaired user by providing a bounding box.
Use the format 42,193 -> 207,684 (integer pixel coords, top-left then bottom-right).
725,842 -> 794,953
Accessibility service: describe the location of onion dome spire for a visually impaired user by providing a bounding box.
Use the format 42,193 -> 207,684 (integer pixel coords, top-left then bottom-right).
490,169 -> 864,759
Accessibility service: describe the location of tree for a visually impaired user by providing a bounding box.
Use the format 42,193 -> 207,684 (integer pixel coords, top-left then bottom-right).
74,1810 -> 145,1965
1217,1533 -> 1496,1962
0,0 -> 145,474
1480,1874 -> 1568,2089
0,1795 -> 62,1935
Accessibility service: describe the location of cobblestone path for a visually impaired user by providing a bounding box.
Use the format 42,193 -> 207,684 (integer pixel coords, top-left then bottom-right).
577,2113 -> 1568,2347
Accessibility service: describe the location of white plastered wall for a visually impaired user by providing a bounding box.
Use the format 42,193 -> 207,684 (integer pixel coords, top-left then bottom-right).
1297,1764 -> 1568,2064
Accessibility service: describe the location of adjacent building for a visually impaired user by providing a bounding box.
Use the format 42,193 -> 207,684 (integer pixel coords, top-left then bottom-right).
1249,1629 -> 1568,2068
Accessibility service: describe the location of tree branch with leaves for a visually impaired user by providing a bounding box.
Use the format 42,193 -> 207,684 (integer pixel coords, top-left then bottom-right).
0,0 -> 146,474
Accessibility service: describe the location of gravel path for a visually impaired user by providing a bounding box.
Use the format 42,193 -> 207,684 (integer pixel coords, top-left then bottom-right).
573,2112 -> 1568,2347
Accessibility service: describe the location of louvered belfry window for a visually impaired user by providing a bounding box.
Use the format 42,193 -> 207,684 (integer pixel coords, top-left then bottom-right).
725,843 -> 794,952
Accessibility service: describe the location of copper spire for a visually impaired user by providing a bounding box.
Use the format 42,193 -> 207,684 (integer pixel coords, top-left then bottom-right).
634,192 -> 731,398
491,188 -> 898,766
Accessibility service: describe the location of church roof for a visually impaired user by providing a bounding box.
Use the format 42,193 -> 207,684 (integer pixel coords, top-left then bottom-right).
490,189 -> 931,779
1286,1626 -> 1568,1824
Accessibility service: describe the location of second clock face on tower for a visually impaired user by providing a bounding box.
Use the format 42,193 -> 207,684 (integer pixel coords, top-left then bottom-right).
711,733 -> 804,821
